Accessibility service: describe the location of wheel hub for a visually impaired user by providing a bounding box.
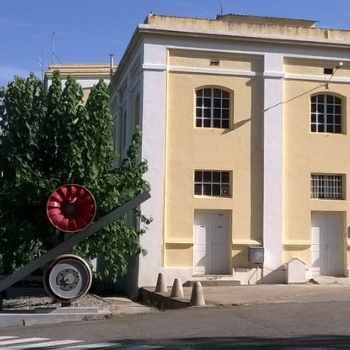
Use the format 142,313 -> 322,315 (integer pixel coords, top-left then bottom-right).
56,268 -> 79,291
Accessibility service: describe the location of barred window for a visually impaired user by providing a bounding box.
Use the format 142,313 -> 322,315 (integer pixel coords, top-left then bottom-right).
194,170 -> 231,197
310,174 -> 344,199
196,88 -> 230,129
311,94 -> 342,133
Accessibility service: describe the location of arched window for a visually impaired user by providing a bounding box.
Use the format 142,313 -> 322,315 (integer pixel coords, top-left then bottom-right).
311,94 -> 342,133
196,88 -> 230,129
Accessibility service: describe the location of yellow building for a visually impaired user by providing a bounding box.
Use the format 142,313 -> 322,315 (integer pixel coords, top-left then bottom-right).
111,13 -> 350,294
45,63 -> 115,101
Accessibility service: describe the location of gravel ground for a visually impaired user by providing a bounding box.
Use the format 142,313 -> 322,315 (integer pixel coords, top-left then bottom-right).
2,293 -> 111,311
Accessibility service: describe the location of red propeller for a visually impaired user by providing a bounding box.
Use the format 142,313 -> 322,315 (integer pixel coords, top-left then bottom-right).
47,184 -> 96,232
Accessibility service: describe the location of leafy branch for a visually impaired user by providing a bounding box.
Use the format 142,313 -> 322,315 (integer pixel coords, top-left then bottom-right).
0,72 -> 150,281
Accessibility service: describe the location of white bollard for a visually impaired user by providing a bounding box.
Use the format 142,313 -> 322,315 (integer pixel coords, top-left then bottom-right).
189,281 -> 205,306
155,272 -> 168,293
170,278 -> 184,298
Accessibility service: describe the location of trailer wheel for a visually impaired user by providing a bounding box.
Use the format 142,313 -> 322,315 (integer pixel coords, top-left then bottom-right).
44,254 -> 92,302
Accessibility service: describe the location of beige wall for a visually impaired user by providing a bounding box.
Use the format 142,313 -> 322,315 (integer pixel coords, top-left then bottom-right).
164,50 -> 264,268
284,62 -> 350,270
164,52 -> 350,272
108,13 -> 350,288
168,50 -> 264,72
285,60 -> 350,79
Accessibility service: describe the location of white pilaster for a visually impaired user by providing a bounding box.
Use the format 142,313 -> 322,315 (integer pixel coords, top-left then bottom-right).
138,40 -> 167,287
263,53 -> 284,282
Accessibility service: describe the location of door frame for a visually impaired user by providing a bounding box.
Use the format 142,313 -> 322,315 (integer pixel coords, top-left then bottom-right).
193,209 -> 232,275
311,211 -> 346,277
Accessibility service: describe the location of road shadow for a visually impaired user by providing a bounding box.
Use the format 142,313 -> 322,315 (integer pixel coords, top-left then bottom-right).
107,335 -> 350,349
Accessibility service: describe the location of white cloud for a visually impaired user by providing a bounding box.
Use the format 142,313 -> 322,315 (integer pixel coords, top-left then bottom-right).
0,66 -> 41,87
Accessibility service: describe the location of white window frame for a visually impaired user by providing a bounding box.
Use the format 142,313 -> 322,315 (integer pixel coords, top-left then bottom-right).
311,94 -> 342,134
196,88 -> 230,129
194,170 -> 231,197
310,174 -> 344,200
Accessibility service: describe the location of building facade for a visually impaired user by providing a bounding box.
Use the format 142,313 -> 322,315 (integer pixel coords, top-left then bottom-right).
111,14 -> 350,294
45,63 -> 115,101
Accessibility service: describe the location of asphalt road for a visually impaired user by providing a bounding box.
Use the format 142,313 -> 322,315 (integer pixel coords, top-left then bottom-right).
1,301 -> 350,349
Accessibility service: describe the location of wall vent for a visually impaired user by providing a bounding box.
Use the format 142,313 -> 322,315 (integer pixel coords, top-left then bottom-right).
324,68 -> 334,75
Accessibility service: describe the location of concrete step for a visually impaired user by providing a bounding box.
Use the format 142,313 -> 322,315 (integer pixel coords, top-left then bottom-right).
34,307 -> 100,314
184,276 -> 241,287
311,276 -> 350,285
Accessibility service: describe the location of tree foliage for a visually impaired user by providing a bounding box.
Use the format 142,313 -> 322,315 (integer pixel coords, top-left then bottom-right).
0,71 -> 150,280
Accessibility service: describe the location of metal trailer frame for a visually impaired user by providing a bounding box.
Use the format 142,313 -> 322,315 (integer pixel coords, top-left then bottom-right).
0,191 -> 151,307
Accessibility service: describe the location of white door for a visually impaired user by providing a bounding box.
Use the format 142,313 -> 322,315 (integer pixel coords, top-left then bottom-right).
311,212 -> 344,276
194,210 -> 231,274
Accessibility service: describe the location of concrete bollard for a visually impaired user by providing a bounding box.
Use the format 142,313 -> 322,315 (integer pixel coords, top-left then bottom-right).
155,272 -> 168,293
189,281 -> 205,306
170,278 -> 184,298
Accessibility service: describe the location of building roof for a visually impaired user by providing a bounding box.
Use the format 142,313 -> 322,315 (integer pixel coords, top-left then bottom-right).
142,13 -> 350,41
112,13 -> 350,87
45,64 -> 116,79
216,14 -> 317,28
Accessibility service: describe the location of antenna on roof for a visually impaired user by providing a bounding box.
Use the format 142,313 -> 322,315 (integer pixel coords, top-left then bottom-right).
52,32 -> 54,64
52,32 -> 62,65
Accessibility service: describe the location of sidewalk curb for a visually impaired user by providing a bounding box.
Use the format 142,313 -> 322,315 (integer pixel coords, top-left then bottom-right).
0,295 -> 152,328
0,310 -> 111,328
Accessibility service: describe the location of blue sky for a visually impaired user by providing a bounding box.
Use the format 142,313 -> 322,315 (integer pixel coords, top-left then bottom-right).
2,0 -> 350,87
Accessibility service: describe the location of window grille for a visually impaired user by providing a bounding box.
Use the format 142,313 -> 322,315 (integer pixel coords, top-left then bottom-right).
310,174 -> 344,199
196,88 -> 230,129
194,170 -> 230,197
311,94 -> 342,133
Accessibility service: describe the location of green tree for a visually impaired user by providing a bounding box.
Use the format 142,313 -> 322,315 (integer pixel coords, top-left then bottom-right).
0,71 -> 150,280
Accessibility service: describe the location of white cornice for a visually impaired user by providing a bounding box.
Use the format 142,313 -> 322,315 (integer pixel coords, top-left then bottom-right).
142,63 -> 167,71
263,72 -> 284,79
139,24 -> 350,49
284,73 -> 350,84
164,65 -> 350,84
113,23 -> 350,88
166,65 -> 257,77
